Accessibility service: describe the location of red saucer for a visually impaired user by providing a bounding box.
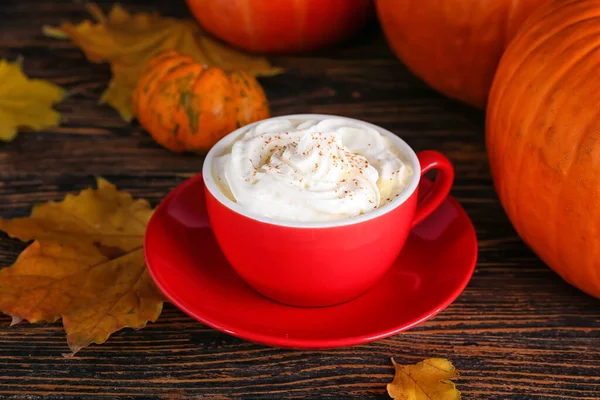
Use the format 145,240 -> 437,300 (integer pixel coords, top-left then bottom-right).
144,174 -> 477,349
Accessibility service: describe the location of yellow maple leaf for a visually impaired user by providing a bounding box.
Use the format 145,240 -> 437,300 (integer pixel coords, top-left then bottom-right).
0,59 -> 65,141
43,3 -> 283,121
387,358 -> 461,400
0,178 -> 164,356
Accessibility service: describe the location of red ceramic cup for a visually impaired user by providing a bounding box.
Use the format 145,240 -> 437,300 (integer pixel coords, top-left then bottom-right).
202,114 -> 454,307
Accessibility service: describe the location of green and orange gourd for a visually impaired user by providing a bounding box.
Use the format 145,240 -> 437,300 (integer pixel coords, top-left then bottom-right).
133,50 -> 269,153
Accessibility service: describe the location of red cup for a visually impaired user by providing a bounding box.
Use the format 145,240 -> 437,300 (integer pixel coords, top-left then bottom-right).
202,114 -> 454,307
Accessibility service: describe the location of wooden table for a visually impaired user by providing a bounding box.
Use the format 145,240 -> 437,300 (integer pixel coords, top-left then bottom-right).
1,1 -> 600,398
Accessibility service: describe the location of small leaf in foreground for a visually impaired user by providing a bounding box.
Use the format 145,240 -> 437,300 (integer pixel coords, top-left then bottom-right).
44,3 -> 283,121
0,59 -> 65,141
0,178 -> 164,356
387,358 -> 460,400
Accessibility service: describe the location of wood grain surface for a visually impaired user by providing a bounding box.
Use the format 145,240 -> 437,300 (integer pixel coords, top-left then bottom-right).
1,1 -> 600,399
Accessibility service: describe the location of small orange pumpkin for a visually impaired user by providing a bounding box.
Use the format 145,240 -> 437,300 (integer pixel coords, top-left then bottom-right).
133,50 -> 270,153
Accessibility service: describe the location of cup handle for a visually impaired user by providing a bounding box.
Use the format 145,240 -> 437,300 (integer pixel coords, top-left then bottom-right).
412,150 -> 455,228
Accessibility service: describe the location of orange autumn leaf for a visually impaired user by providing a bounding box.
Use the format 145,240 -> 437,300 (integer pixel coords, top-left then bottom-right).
0,178 -> 164,356
43,3 -> 282,121
0,59 -> 65,141
387,358 -> 461,400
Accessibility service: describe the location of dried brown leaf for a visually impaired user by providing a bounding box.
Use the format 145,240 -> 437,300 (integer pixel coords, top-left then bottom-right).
44,3 -> 282,120
0,178 -> 164,356
387,358 -> 461,400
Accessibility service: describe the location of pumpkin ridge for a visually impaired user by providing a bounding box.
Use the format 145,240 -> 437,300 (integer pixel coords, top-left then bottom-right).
135,51 -> 180,98
189,66 -> 234,149
554,49 -> 600,279
550,45 -> 600,289
510,34 -> 600,233
487,0 -> 600,299
148,61 -> 199,152
184,66 -> 209,137
166,64 -> 204,146
142,58 -> 193,115
520,0 -> 583,35
139,50 -> 180,77
132,57 -> 191,136
553,130 -> 589,275
491,13 -> 600,126
180,90 -> 199,136
146,60 -> 193,104
494,25 -> 600,214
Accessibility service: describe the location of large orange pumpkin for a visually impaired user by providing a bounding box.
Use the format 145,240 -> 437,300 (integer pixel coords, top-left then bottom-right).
132,50 -> 269,153
185,0 -> 373,54
375,0 -> 547,108
487,0 -> 600,298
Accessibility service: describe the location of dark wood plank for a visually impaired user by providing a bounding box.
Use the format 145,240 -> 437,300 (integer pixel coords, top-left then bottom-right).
1,0 -> 600,399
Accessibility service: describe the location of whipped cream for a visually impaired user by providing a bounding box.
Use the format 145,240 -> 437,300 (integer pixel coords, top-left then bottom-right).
212,118 -> 413,222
